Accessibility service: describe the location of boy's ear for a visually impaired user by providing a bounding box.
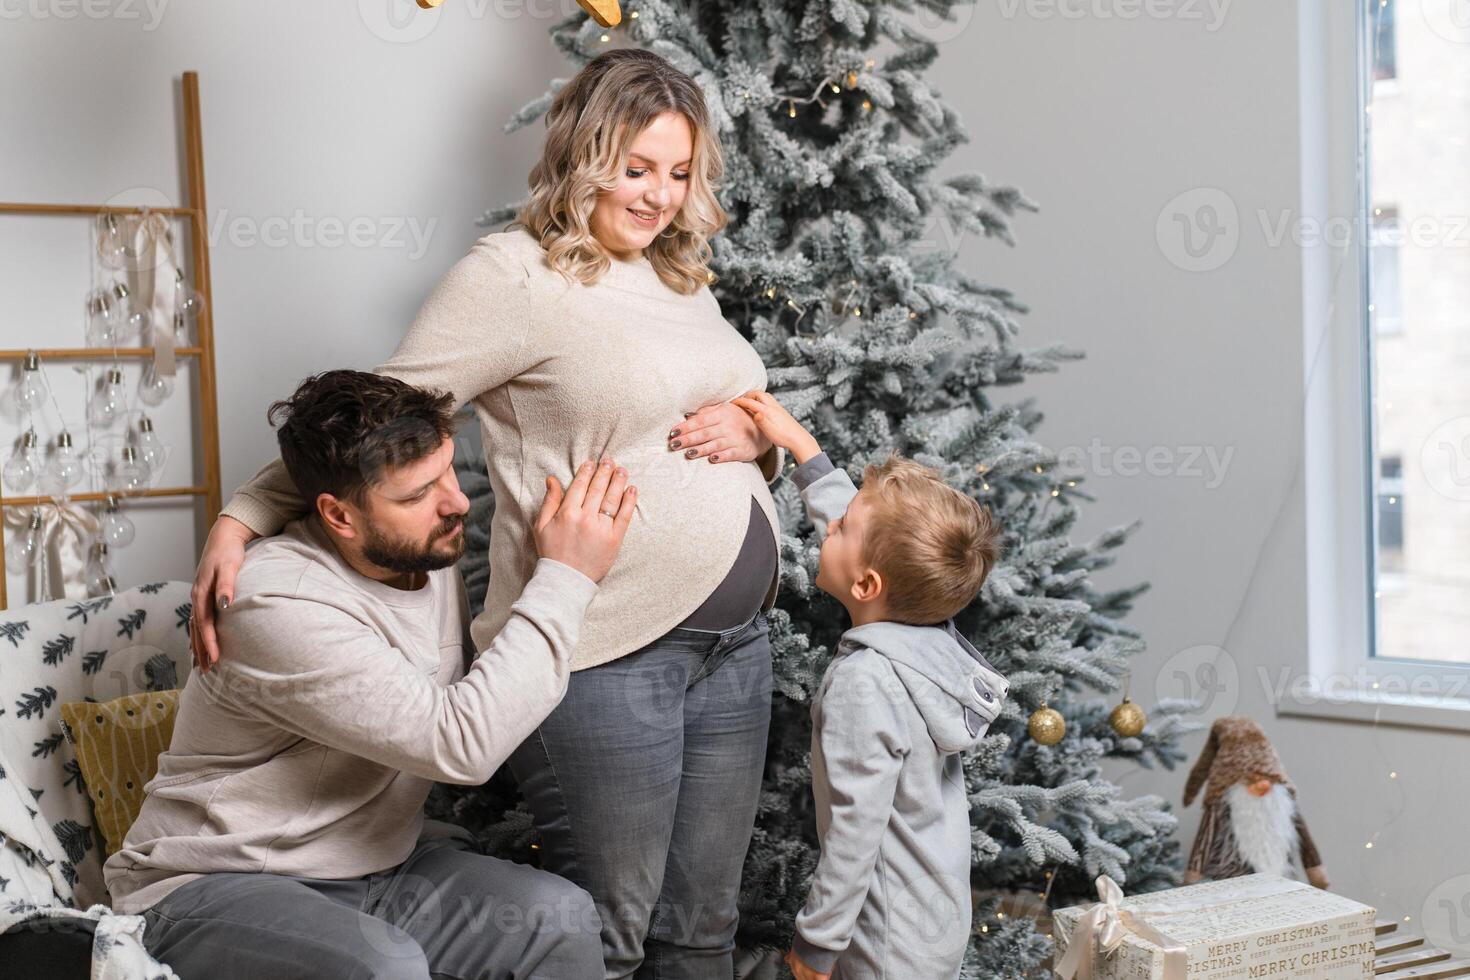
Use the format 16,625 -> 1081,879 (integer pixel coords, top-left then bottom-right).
850,567 -> 884,604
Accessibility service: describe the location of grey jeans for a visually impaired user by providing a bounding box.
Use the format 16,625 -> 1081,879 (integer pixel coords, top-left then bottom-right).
138,832 -> 604,979
507,609 -> 773,980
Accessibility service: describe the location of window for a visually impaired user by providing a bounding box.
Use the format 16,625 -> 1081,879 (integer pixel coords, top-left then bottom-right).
1376,456 -> 1404,577
1369,207 -> 1402,336
1364,0 -> 1470,667
1372,0 -> 1397,81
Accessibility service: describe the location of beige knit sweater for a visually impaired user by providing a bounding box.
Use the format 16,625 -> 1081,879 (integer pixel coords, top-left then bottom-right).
104,516 -> 598,914
221,227 -> 785,671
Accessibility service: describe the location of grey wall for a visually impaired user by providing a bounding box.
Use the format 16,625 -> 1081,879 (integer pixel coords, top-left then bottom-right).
0,1 -> 560,586
938,0 -> 1464,935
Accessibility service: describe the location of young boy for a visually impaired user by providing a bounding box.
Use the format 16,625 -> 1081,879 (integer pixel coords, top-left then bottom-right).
732,391 -> 1011,980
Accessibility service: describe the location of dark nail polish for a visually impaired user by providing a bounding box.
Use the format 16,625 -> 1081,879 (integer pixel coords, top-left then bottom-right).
685,449 -> 697,458
711,454 -> 719,462
670,440 -> 681,449
683,412 -> 694,418
668,430 -> 679,440
218,596 -> 230,610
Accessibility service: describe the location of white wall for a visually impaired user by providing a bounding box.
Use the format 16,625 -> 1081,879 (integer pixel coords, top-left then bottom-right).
0,1 -> 560,592
2,0 -> 1462,941
937,0 -> 1465,938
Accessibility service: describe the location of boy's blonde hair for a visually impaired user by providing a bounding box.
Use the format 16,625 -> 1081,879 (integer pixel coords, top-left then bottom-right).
859,455 -> 1001,625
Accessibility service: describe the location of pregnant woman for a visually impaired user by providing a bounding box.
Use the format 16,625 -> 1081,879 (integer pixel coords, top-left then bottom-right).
189,48 -> 784,979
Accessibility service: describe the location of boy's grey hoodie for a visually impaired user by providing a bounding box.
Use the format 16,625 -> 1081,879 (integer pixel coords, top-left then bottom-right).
789,453 -> 1010,979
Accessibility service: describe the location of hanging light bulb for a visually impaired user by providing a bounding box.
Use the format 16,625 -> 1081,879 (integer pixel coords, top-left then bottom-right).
85,542 -> 118,598
112,445 -> 151,495
136,415 -> 166,473
110,280 -> 151,344
172,310 -> 190,346
5,512 -> 43,574
14,350 -> 49,413
43,430 -> 85,496
88,368 -> 127,428
138,363 -> 175,407
86,290 -> 122,347
174,269 -> 206,322
100,494 -> 136,549
96,213 -> 129,268
3,429 -> 41,494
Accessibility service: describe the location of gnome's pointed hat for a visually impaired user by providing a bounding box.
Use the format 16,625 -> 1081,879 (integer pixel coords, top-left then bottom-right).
1183,716 -> 1294,808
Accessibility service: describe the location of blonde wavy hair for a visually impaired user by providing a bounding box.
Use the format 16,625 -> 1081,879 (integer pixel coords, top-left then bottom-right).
508,49 -> 728,296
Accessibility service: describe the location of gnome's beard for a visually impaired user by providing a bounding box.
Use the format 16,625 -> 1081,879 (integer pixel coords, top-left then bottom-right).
1226,781 -> 1298,877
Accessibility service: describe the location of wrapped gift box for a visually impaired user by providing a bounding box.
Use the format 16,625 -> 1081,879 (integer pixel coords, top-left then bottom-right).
1053,873 -> 1376,979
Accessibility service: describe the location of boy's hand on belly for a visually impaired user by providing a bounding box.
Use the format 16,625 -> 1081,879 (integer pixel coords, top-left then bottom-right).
733,391 -> 822,465
668,400 -> 772,465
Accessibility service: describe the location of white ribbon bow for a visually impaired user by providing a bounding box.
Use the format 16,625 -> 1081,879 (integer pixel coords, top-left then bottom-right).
130,209 -> 178,378
1054,874 -> 1190,980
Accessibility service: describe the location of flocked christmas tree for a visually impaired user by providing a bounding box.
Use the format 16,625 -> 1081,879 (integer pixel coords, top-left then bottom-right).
430,1 -> 1205,976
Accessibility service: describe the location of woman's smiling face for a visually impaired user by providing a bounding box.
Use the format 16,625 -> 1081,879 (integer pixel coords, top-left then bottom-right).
589,110 -> 692,262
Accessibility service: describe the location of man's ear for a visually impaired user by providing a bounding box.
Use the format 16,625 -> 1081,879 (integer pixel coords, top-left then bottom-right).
850,567 -> 884,604
316,492 -> 359,540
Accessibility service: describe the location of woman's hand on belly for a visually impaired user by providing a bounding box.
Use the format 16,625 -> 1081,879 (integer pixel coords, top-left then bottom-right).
667,400 -> 773,465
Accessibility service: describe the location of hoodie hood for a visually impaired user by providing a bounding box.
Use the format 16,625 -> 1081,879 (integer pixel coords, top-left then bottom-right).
838,619 -> 1010,754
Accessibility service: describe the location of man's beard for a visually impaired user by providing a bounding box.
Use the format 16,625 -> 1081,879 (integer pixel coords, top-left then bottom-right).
361,513 -> 466,574
1225,781 -> 1298,877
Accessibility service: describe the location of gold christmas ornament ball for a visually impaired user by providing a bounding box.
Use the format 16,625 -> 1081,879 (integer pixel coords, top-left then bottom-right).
1028,704 -> 1066,746
1109,698 -> 1147,738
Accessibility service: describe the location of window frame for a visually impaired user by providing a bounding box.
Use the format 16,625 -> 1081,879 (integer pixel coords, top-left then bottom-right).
1276,0 -> 1470,733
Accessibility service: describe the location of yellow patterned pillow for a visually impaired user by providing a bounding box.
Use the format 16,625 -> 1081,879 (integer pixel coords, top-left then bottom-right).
60,691 -> 180,857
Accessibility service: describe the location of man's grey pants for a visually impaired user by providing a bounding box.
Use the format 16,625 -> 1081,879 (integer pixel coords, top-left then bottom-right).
138,832 -> 604,979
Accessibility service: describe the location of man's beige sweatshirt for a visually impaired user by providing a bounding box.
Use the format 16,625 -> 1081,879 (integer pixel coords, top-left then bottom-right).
220,228 -> 785,672
103,515 -> 599,914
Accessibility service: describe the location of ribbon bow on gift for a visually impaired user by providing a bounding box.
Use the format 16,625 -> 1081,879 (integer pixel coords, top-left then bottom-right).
1054,874 -> 1190,980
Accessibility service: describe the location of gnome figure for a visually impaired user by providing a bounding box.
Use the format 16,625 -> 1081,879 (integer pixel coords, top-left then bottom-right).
1182,716 -> 1330,889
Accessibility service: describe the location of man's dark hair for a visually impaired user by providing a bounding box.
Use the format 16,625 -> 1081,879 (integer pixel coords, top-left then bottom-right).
267,370 -> 458,509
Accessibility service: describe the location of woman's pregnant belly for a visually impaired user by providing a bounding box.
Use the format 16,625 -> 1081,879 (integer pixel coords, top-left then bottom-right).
674,497 -> 778,631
